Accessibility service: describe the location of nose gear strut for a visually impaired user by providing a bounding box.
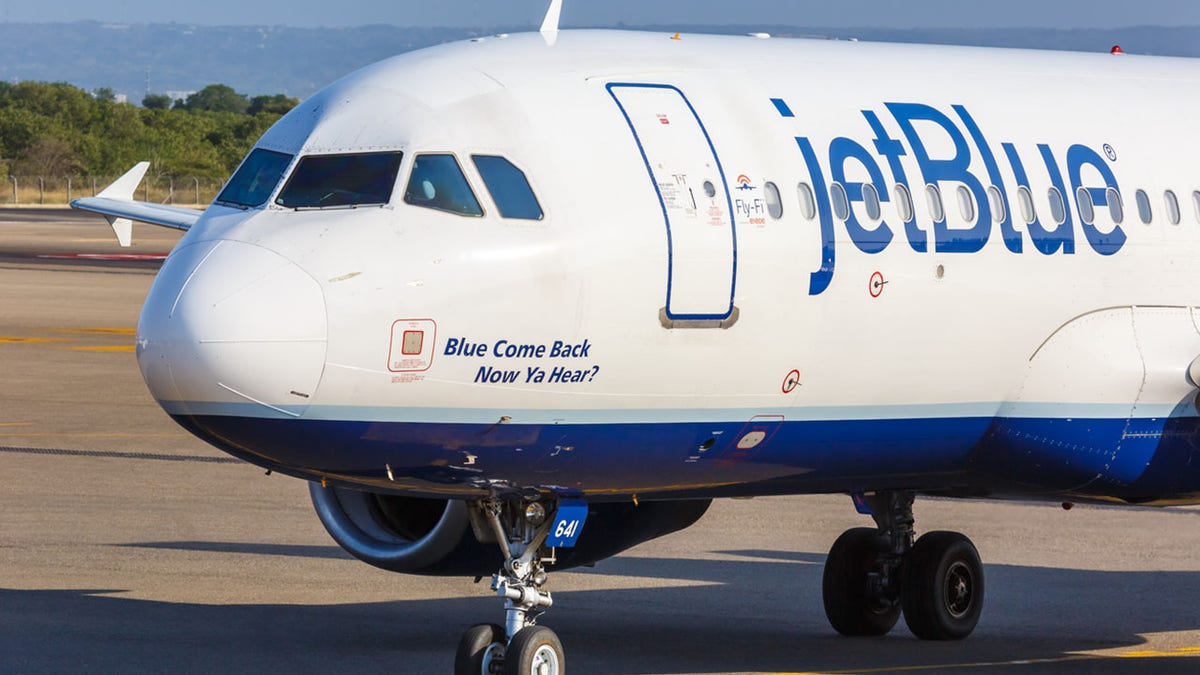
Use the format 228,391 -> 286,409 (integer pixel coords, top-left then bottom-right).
455,497 -> 566,675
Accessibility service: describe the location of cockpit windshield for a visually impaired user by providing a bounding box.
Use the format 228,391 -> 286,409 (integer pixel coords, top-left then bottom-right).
472,155 -> 543,220
216,148 -> 293,208
403,154 -> 484,217
276,152 -> 403,209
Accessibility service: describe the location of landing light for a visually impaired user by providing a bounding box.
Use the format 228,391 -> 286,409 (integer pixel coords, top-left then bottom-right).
525,502 -> 547,526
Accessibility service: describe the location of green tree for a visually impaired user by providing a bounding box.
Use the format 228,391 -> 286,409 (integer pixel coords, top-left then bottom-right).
0,82 -> 98,132
0,78 -> 287,181
181,84 -> 249,114
14,136 -> 83,175
248,94 -> 299,116
142,94 -> 172,110
93,87 -> 116,103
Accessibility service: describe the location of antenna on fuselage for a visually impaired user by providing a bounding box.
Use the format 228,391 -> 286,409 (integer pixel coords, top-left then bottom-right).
540,0 -> 563,45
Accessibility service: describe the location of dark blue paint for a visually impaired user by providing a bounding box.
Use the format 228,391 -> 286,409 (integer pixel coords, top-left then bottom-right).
886,102 -> 992,253
954,105 -> 1022,254
173,412 -> 1200,504
1067,144 -> 1125,256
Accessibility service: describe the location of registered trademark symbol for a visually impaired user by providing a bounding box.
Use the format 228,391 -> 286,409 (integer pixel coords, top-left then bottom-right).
1103,144 -> 1117,161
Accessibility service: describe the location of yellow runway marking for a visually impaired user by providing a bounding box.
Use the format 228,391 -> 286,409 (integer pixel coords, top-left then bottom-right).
1118,647 -> 1200,658
69,345 -> 136,353
0,337 -> 62,344
55,328 -> 136,335
0,422 -> 32,427
772,646 -> 1200,674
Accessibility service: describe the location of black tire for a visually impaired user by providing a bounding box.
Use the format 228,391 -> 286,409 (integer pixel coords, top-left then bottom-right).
455,623 -> 505,675
502,625 -> 564,675
901,531 -> 984,640
823,527 -> 900,636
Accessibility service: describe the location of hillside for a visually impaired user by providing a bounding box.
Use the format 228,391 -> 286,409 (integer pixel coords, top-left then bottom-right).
0,22 -> 1196,100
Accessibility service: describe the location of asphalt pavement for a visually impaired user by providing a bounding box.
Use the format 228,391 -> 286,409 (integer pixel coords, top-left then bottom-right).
1,209 -> 1197,674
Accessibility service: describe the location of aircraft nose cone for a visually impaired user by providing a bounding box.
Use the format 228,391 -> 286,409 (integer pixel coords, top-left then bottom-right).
137,240 -> 327,418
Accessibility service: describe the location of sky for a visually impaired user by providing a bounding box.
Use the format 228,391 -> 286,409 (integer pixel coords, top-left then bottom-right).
3,0 -> 1200,29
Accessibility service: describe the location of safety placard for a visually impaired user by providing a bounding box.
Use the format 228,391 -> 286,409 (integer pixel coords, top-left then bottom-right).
388,318 -> 437,372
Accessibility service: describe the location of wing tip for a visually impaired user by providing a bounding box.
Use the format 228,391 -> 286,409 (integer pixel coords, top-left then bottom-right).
96,161 -> 150,201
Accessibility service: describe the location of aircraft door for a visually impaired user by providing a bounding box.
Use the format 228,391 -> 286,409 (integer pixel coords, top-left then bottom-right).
608,84 -> 737,326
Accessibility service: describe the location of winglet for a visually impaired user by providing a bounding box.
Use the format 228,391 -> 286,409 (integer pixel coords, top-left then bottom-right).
540,0 -> 563,45
96,162 -> 149,247
98,161 -> 150,200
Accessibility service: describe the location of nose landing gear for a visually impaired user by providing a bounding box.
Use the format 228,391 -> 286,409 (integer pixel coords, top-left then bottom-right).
455,497 -> 566,675
822,491 -> 985,640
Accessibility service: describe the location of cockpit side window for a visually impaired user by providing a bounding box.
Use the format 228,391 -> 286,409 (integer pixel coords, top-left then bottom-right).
276,152 -> 403,209
404,154 -> 483,217
472,155 -> 544,220
216,148 -> 293,208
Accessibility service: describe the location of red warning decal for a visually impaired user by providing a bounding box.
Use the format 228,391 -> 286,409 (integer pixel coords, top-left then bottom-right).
388,318 -> 437,374
869,271 -> 886,298
782,369 -> 801,394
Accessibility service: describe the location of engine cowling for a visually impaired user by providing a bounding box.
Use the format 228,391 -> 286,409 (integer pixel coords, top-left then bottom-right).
309,482 -> 711,576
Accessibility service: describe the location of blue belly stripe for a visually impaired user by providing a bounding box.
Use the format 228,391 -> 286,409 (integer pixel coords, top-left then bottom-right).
169,410 -> 1200,504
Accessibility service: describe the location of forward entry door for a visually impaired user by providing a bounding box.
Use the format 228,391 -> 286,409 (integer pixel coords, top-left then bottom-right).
608,83 -> 737,326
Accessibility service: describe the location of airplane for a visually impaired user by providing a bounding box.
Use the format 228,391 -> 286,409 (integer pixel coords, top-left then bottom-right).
72,0 -> 1200,672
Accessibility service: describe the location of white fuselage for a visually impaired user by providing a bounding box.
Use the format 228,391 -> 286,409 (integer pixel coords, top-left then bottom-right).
133,31 -> 1200,503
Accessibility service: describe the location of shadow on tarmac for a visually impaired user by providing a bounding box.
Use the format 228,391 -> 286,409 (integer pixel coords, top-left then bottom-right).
3,545 -> 1199,674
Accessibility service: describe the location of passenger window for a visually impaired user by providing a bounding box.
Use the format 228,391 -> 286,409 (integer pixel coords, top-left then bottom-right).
893,184 -> 914,222
862,183 -> 881,221
276,152 -> 403,209
987,185 -> 1005,223
217,148 -> 293,208
1107,187 -> 1124,224
1047,187 -> 1066,225
1136,189 -> 1152,224
764,181 -> 783,219
830,182 -> 849,222
1193,190 -> 1200,222
472,155 -> 543,220
797,182 -> 816,220
1076,187 -> 1095,225
1165,190 -> 1181,225
1017,186 -> 1036,224
404,154 -> 483,217
956,185 -> 976,223
925,184 -> 945,222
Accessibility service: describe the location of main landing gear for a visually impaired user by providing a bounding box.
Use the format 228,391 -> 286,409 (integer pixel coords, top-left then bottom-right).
455,497 -> 565,675
823,491 -> 984,640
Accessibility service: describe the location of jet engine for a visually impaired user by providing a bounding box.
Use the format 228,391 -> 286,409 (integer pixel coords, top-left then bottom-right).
309,483 -> 711,576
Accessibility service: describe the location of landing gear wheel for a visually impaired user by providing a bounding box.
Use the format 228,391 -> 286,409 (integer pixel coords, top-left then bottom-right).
823,527 -> 900,636
901,531 -> 984,640
455,623 -> 505,675
502,625 -> 564,675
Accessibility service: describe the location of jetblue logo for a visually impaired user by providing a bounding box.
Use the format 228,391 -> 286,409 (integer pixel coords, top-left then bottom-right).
772,98 -> 1125,295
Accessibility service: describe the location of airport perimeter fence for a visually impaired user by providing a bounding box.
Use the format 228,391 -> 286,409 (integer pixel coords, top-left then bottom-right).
2,175 -> 227,207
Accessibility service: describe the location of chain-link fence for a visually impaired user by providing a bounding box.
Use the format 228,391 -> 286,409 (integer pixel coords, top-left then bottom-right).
2,175 -> 227,207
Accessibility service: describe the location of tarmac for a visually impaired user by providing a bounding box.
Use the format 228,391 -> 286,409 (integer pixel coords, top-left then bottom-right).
1,209 -> 1198,674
